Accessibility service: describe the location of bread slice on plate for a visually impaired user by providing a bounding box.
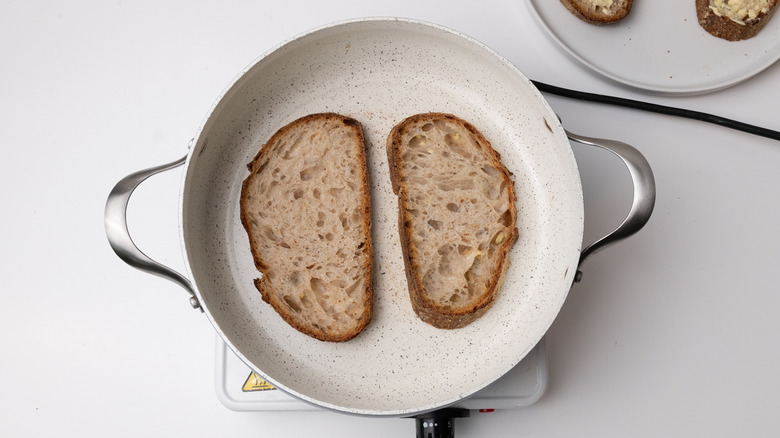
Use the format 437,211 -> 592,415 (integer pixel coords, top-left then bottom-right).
560,0 -> 633,25
240,113 -> 373,342
386,113 -> 518,329
696,0 -> 778,41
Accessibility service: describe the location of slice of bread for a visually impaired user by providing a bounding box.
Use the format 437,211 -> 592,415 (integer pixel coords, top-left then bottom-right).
560,0 -> 633,25
386,113 -> 518,329
696,0 -> 778,41
240,113 -> 373,342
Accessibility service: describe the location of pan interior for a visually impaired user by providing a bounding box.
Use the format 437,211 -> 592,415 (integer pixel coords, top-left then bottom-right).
181,18 -> 583,416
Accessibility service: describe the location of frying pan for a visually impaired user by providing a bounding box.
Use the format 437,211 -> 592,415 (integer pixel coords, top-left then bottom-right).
105,18 -> 655,417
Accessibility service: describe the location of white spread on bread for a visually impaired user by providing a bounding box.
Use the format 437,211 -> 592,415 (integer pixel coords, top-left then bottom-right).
591,0 -> 617,14
559,0 -> 633,24
709,0 -> 773,24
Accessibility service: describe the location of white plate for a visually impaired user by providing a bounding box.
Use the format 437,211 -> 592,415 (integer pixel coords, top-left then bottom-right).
526,0 -> 780,95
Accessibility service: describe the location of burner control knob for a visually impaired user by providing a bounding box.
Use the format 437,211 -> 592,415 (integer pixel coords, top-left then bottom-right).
411,408 -> 470,438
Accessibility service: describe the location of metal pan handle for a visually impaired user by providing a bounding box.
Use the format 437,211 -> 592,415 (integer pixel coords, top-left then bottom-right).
565,129 -> 656,282
104,154 -> 202,311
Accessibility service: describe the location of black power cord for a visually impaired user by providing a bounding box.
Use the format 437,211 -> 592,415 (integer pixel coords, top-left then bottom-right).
531,80 -> 780,142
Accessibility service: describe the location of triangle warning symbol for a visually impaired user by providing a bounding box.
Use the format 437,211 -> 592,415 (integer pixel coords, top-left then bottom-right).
242,371 -> 276,392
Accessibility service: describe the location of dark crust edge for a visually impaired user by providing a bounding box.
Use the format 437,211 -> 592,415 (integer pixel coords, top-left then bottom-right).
239,113 -> 373,342
386,112 -> 519,330
559,0 -> 633,25
696,0 -> 778,41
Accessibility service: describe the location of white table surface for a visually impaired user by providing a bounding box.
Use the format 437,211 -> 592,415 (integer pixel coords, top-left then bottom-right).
2,1 -> 779,436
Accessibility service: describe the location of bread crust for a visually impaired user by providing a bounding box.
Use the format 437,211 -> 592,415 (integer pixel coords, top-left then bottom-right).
240,113 -> 373,342
696,0 -> 778,41
386,113 -> 518,329
559,0 -> 633,25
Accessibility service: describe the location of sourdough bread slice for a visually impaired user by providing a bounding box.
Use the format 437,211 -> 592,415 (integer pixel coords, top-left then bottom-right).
696,0 -> 778,40
560,0 -> 633,25
240,113 -> 373,342
386,113 -> 518,329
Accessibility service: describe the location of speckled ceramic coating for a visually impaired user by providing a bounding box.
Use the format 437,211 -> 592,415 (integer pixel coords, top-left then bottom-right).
180,18 -> 583,416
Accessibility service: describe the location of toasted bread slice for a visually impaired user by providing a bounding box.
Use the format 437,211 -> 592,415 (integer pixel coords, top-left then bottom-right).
240,113 -> 373,342
560,0 -> 633,25
386,113 -> 518,329
696,0 -> 778,41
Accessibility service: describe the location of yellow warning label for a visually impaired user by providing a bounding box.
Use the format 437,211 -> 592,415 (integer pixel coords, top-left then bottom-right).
242,372 -> 276,392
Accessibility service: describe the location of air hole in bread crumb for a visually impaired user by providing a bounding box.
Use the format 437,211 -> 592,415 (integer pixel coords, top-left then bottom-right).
481,165 -> 499,177
409,135 -> 427,149
310,277 -> 326,296
299,166 -> 319,181
345,279 -> 362,298
498,209 -> 512,227
438,259 -> 453,277
447,203 -> 460,212
421,123 -> 434,131
283,296 -> 302,312
325,233 -> 334,241
465,255 -> 483,297
301,293 -> 313,309
437,179 -> 475,191
279,242 -> 291,249
261,226 -> 280,242
313,188 -> 321,199
339,213 -> 349,230
293,189 -> 304,199
289,271 -> 303,286
444,133 -> 471,158
487,181 -> 506,200
427,219 -> 442,230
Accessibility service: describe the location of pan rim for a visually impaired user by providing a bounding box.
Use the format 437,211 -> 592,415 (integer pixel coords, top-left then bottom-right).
179,16 -> 583,417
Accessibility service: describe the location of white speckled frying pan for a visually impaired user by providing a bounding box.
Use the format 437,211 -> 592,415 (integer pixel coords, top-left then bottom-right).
105,18 -> 654,416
